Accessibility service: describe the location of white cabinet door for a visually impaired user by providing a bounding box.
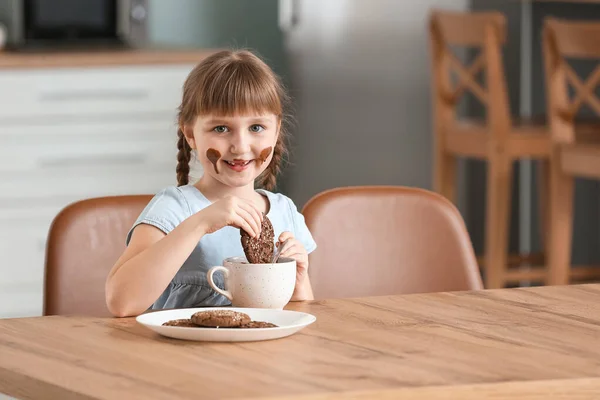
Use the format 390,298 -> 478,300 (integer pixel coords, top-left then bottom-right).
0,213 -> 50,318
0,65 -> 194,120
0,118 -> 178,199
0,119 -> 180,318
0,63 -> 199,318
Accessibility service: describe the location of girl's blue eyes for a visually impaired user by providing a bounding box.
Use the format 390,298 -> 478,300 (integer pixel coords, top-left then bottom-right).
212,125 -> 265,133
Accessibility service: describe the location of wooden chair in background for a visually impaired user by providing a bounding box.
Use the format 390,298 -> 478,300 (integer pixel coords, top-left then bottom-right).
543,17 -> 600,285
429,10 -> 551,288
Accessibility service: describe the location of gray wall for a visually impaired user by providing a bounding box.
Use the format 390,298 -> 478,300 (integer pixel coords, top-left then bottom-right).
148,0 -> 287,87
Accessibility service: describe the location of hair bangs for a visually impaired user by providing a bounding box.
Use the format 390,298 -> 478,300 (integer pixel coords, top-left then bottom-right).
195,61 -> 282,118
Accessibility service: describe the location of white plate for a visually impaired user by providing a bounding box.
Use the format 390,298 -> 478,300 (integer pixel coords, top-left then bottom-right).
136,307 -> 317,342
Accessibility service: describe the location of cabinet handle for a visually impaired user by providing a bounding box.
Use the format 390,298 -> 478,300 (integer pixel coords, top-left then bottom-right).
39,89 -> 149,102
37,153 -> 147,167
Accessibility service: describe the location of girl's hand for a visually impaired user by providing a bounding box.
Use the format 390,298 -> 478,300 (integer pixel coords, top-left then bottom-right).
197,195 -> 263,238
277,232 -> 313,301
277,232 -> 309,275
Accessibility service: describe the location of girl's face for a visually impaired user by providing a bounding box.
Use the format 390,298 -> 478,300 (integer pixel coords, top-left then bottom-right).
184,113 -> 279,188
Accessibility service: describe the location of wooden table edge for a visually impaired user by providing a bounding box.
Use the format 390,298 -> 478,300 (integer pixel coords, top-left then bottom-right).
246,377 -> 600,400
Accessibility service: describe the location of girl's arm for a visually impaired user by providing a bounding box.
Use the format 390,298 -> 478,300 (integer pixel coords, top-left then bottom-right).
106,214 -> 208,317
105,196 -> 263,317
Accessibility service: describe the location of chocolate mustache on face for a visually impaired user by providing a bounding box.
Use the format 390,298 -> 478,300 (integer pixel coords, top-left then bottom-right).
205,146 -> 273,174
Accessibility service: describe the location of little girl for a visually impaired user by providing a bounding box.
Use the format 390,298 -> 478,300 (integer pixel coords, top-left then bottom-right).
105,50 -> 317,317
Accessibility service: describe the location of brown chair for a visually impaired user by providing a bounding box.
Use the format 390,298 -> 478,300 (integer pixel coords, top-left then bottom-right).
429,10 -> 552,288
301,186 -> 483,300
543,18 -> 600,285
44,195 -> 152,316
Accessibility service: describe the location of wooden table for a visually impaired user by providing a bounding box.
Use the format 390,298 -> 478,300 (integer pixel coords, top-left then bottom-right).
1,285 -> 600,399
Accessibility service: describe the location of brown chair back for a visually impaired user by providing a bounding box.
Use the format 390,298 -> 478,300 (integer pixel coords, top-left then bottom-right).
302,186 -> 482,300
543,17 -> 600,143
429,10 -> 511,141
44,195 -> 152,316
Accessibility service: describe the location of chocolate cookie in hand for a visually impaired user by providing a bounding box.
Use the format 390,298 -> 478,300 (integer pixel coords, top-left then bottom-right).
240,214 -> 274,263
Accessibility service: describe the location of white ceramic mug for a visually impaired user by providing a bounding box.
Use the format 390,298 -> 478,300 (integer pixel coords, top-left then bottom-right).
207,256 -> 296,309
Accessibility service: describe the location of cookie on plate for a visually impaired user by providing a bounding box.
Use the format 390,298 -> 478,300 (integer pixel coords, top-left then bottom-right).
191,310 -> 251,328
162,319 -> 198,327
240,214 -> 275,264
240,321 -> 279,329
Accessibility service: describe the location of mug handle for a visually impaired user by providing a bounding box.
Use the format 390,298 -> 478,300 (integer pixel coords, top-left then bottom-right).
207,266 -> 233,301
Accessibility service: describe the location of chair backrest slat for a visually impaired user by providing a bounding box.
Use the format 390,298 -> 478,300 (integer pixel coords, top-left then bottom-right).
544,17 -> 600,142
429,10 -> 511,138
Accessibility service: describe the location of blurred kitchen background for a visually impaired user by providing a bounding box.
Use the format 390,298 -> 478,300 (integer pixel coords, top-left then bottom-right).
0,0 -> 599,317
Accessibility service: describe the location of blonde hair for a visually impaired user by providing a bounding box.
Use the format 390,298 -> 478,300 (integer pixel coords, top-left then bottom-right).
176,49 -> 291,190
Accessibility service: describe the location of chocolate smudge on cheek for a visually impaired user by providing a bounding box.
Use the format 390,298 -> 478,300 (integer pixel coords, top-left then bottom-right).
257,146 -> 273,165
206,149 -> 221,174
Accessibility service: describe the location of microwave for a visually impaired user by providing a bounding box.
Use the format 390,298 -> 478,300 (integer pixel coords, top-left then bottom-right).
0,0 -> 148,50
